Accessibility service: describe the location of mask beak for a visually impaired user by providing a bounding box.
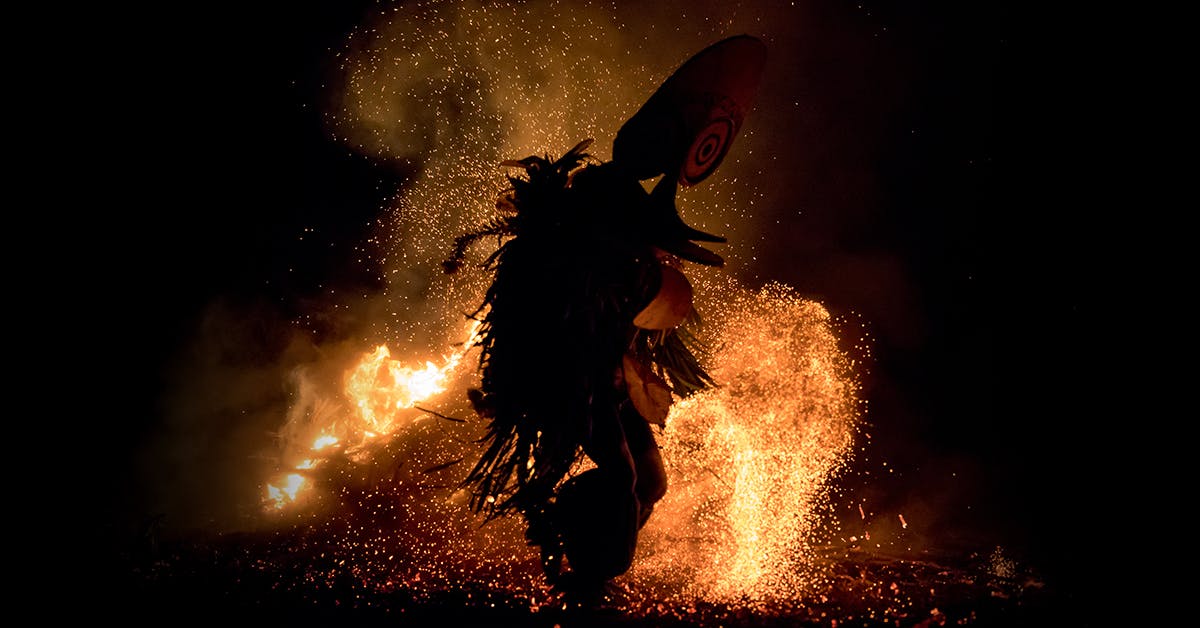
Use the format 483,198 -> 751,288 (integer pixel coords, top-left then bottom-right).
647,174 -> 726,267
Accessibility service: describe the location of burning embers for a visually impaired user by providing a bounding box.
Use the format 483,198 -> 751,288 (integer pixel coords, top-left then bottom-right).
265,322 -> 480,510
259,278 -> 863,608
630,281 -> 861,604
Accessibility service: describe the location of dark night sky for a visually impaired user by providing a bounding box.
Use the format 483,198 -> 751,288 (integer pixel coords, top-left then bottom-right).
61,0 -> 1107,613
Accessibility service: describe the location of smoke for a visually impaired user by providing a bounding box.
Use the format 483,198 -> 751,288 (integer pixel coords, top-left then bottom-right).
329,0 -> 786,311
320,0 -> 921,354
141,299 -> 320,529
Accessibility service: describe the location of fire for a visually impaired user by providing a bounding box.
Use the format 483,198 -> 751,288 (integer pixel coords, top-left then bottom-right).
263,276 -> 861,608
630,280 -> 861,604
312,434 -> 339,450
345,346 -> 461,434
266,473 -> 306,510
263,322 -> 481,510
234,0 -> 887,615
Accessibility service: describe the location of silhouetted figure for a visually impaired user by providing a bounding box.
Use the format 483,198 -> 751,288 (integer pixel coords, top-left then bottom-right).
445,36 -> 766,605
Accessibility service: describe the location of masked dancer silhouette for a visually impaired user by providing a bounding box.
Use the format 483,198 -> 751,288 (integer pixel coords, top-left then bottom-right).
445,35 -> 766,603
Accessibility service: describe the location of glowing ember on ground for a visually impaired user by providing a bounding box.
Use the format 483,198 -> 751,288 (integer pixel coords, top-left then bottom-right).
260,278 -> 863,609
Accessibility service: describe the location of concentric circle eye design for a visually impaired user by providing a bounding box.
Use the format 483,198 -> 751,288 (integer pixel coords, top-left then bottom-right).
682,117 -> 735,186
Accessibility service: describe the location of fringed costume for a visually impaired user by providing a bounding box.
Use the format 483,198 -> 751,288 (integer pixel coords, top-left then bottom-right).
443,35 -> 767,598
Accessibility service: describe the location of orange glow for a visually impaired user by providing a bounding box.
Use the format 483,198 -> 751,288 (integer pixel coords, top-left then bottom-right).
346,346 -> 461,434
263,321 -> 481,510
247,0 -> 873,614
261,279 -> 861,608
630,281 -> 861,604
266,473 -> 306,509
312,434 -> 339,450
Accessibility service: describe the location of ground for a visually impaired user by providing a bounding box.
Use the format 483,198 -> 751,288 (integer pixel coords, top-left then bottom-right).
105,521 -> 1065,627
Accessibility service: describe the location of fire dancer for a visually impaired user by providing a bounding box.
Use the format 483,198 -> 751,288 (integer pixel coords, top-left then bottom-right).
444,36 -> 766,603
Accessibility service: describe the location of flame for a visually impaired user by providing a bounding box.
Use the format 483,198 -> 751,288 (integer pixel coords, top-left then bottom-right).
266,473 -> 306,510
262,279 -> 861,609
312,434 -> 339,450
346,346 -> 461,434
630,281 -> 861,604
263,321 -> 480,510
